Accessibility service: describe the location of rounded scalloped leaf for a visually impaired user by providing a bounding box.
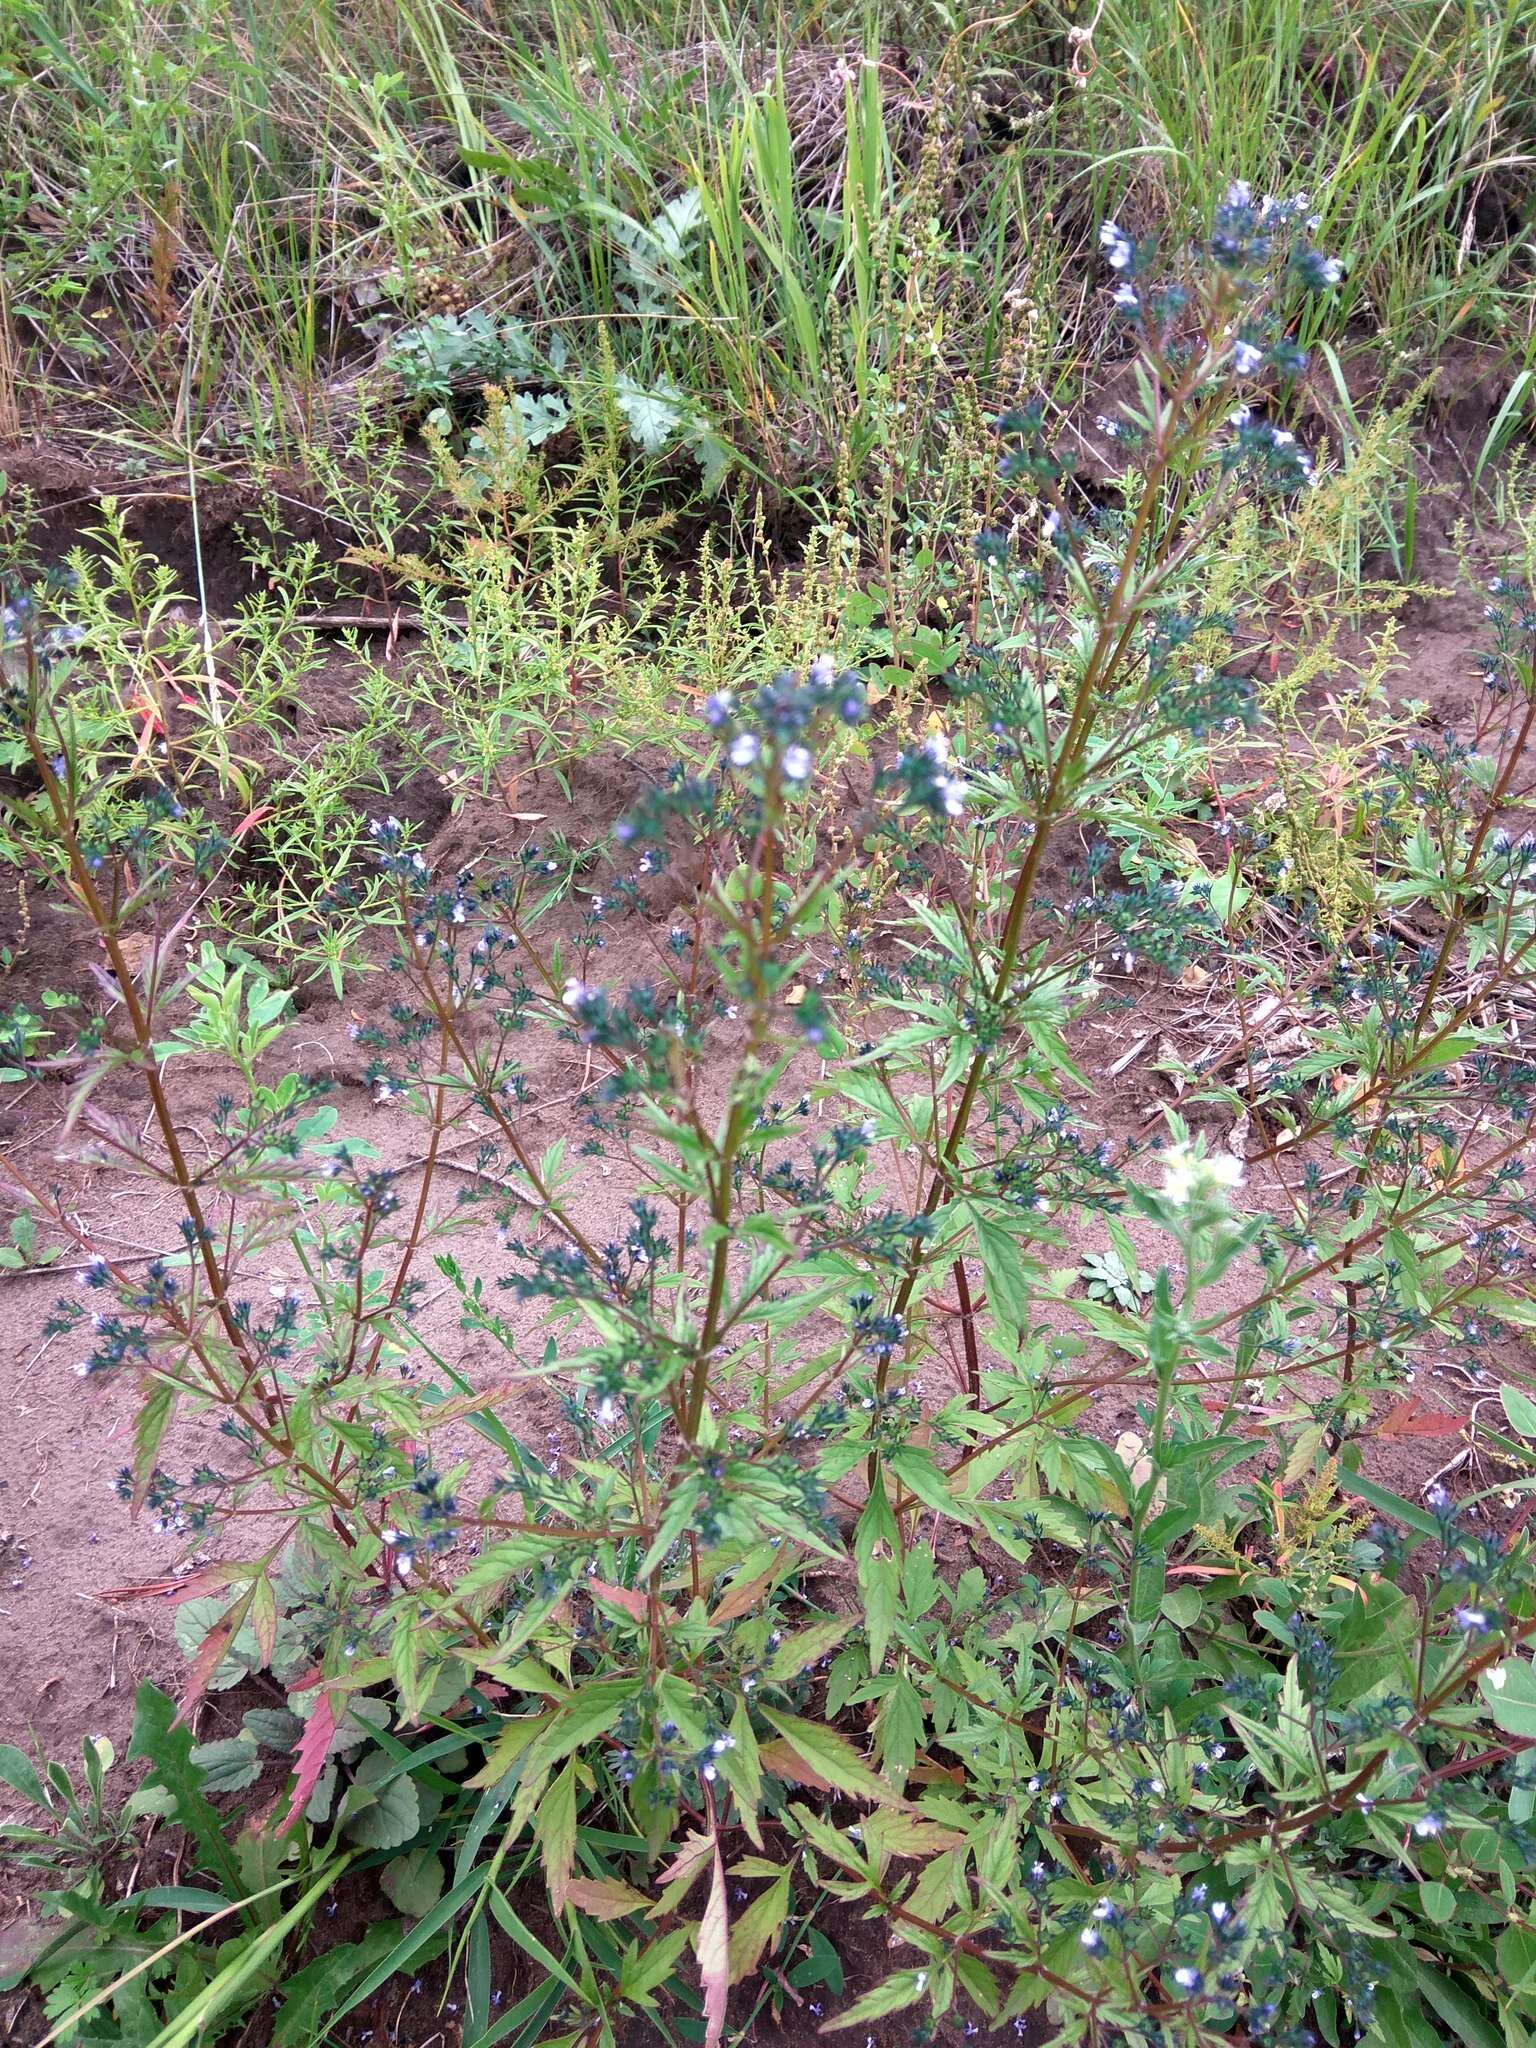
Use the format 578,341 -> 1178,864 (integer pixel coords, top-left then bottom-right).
241,1707 -> 305,1753
174,1595 -> 306,1691
380,1847 -> 446,1918
342,1751 -> 421,1851
285,1690 -> 391,1754
188,1735 -> 262,1793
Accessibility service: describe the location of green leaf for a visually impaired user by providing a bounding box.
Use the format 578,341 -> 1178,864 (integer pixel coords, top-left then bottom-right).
620,1925 -> 693,2003
535,1758 -> 577,1908
967,1208 -> 1034,1336
0,1743 -> 50,1812
1503,1386 -> 1536,1439
759,1710 -> 902,1807
380,1848 -> 446,1918
728,1867 -> 790,1985
534,1679 -> 642,1769
1417,1880 -> 1456,1923
242,1708 -> 303,1752
767,1616 -> 853,1682
1409,1960 -> 1503,2048
1161,1586 -> 1204,1630
132,1380 -> 179,1515
189,1735 -> 261,1793
127,1682 -> 243,1895
1338,1469 -> 1443,1542
821,1967 -> 930,2028
885,1446 -> 977,1527
1481,1656 -> 1536,1739
343,1750 -> 421,1850
272,1922 -> 403,2046
855,1476 -> 900,1673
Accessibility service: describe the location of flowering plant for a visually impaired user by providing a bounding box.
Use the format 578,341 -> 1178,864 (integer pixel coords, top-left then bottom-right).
6,201 -> 1536,2047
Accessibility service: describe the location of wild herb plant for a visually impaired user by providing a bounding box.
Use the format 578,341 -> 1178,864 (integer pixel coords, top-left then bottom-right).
8,194 -> 1536,2048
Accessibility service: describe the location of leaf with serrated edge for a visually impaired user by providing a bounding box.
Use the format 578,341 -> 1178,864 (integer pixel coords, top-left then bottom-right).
697,1837 -> 729,2046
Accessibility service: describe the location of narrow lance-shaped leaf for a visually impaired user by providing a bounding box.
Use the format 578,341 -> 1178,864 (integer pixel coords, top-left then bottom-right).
698,1835 -> 729,2047
277,1691 -> 335,1835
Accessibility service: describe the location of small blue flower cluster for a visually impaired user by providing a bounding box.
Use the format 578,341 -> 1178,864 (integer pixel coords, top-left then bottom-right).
702,654 -> 866,790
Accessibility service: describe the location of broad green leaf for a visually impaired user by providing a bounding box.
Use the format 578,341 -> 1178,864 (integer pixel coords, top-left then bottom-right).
342,1750 -> 421,1851
380,1847 -> 446,1918
821,1967 -> 930,2028
1482,1657 -> 1536,1739
188,1735 -> 261,1793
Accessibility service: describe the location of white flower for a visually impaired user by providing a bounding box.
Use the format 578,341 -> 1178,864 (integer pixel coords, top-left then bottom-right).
1098,219 -> 1134,271
808,652 -> 836,687
728,731 -> 760,767
781,744 -> 813,782
1232,338 -> 1263,375
1413,1813 -> 1442,1838
1162,1141 -> 1245,1206
1112,283 -> 1139,311
562,977 -> 593,1009
1042,507 -> 1062,541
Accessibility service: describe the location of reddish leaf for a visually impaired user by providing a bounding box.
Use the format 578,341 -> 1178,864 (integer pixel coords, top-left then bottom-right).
698,1839 -> 729,2047
587,1579 -> 651,1622
757,1738 -> 833,1795
98,1564 -> 245,1604
655,1826 -> 716,1897
1376,1398 -> 1467,1440
249,1575 -> 278,1667
565,1876 -> 651,1921
276,1692 -> 335,1834
175,1605 -> 243,1728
